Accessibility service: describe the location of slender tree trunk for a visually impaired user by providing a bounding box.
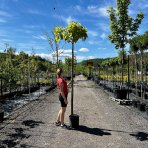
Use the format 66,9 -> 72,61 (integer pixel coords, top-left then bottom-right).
0,79 -> 2,96
56,43 -> 59,69
113,66 -> 115,88
127,55 -> 130,100
71,42 -> 74,115
135,53 -> 138,96
121,48 -> 124,89
116,64 -> 118,87
140,51 -> 144,100
99,66 -> 100,80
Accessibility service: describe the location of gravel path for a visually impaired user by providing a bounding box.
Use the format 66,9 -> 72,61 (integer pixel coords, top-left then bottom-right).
0,75 -> 148,148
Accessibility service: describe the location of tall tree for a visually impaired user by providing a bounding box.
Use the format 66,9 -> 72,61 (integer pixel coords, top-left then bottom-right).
135,32 -> 148,99
107,0 -> 144,88
54,21 -> 87,115
129,37 -> 139,95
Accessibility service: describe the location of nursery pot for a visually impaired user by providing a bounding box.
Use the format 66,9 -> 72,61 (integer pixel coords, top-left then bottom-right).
69,114 -> 79,129
87,76 -> 91,80
0,104 -> 4,123
114,89 -> 128,99
146,106 -> 148,116
137,102 -> 146,112
132,100 -> 140,108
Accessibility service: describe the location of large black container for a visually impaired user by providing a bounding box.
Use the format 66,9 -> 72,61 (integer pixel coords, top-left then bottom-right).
132,100 -> 140,108
114,89 -> 128,99
69,114 -> 79,129
146,106 -> 148,116
0,112 -> 4,123
137,102 -> 146,111
0,103 -> 4,123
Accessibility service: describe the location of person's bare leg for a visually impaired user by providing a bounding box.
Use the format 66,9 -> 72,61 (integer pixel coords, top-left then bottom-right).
56,108 -> 61,122
60,107 -> 66,125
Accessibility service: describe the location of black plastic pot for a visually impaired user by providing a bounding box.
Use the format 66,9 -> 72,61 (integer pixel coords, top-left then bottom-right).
146,106 -> 148,116
87,76 -> 91,80
114,89 -> 128,99
144,93 -> 148,99
137,103 -> 146,112
0,111 -> 4,123
132,100 -> 140,108
69,114 -> 79,129
138,91 -> 141,97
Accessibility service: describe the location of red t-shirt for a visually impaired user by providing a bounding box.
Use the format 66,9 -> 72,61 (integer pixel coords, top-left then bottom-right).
57,77 -> 68,95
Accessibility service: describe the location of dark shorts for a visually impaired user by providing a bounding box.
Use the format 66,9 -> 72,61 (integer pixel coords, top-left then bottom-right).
59,94 -> 67,107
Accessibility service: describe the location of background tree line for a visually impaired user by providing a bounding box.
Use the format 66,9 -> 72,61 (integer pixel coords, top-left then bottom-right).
0,47 -> 54,96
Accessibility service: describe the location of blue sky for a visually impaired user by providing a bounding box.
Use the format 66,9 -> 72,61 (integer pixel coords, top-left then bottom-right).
0,0 -> 148,62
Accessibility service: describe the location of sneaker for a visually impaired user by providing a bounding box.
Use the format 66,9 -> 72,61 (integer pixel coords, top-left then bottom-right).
60,124 -> 67,129
55,121 -> 61,126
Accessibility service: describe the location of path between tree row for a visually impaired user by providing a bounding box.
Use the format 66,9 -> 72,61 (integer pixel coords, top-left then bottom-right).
0,75 -> 148,148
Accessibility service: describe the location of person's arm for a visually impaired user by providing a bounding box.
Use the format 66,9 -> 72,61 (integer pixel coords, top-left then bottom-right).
60,82 -> 68,104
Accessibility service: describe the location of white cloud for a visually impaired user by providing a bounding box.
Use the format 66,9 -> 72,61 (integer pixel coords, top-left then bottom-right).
33,35 -> 47,40
66,16 -> 74,24
59,53 -> 71,57
98,47 -> 106,50
87,6 -> 109,17
76,55 -> 85,61
88,30 -> 98,37
35,53 -> 52,60
23,25 -> 40,29
0,10 -> 12,17
27,10 -> 46,16
100,33 -> 107,40
0,18 -> 7,23
75,5 -> 82,12
88,40 -> 99,45
98,23 -> 110,32
51,49 -> 77,58
59,49 -> 77,53
16,42 -> 48,51
79,48 -> 89,52
0,30 -> 8,37
54,15 -> 77,24
88,56 -> 96,59
128,9 -> 137,16
0,50 -> 4,52
143,4 -> 148,8
1,39 -> 13,42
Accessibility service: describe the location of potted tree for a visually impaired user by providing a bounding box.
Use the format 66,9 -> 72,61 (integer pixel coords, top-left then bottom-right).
107,0 -> 144,99
136,32 -> 148,111
54,22 -> 87,129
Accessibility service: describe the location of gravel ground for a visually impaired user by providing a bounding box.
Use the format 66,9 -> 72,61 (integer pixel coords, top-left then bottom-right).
0,75 -> 148,148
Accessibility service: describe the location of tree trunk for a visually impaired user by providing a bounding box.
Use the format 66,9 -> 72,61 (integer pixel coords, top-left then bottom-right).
113,66 -> 115,88
127,55 -> 130,100
56,43 -> 59,69
121,48 -> 124,89
135,53 -> 138,96
71,42 -> 74,115
140,51 -> 144,100
0,79 -> 2,96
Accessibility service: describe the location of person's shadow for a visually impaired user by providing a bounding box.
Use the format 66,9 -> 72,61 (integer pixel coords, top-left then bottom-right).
75,125 -> 111,136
